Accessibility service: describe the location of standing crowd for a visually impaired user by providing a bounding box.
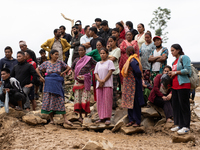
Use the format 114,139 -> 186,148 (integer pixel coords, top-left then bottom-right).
0,18 -> 196,135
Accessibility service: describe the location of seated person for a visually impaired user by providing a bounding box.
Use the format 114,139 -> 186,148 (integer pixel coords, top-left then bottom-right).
0,68 -> 26,110
148,65 -> 173,123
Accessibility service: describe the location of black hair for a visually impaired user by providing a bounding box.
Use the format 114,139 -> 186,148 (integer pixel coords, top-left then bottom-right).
95,18 -> 102,22
54,29 -> 59,34
126,46 -> 135,56
112,28 -> 119,33
145,30 -> 152,37
4,46 -> 13,53
96,40 -> 103,46
171,44 -> 184,55
125,31 -> 133,36
39,49 -> 46,54
17,51 -> 25,56
116,22 -> 124,30
25,50 -> 32,57
79,45 -> 86,51
100,20 -> 108,26
59,25 -> 66,30
126,21 -> 133,29
109,36 -> 117,41
1,68 -> 10,74
138,23 -> 145,31
72,25 -> 79,29
100,47 -> 109,54
49,49 -> 58,59
163,65 -> 172,71
89,27 -> 97,34
84,25 -> 90,32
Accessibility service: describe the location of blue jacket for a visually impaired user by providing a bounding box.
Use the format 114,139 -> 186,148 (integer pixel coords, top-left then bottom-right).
172,55 -> 191,85
0,57 -> 18,72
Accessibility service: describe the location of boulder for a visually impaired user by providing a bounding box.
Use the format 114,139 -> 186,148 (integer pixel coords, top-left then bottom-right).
148,102 -> 165,118
1,116 -> 19,129
141,107 -> 160,118
82,140 -> 102,150
172,135 -> 195,143
141,118 -> 155,128
83,117 -> 93,126
63,121 -> 82,130
112,115 -> 129,132
0,107 -> 26,119
112,109 -> 127,124
91,112 -> 99,122
88,123 -> 114,131
154,118 -> 166,127
121,126 -> 145,135
22,114 -> 47,125
66,112 -> 79,122
27,110 -> 50,120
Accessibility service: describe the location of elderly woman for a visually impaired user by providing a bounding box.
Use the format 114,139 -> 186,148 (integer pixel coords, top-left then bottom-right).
36,49 -> 72,125
121,46 -> 144,127
71,45 -> 96,123
148,65 -> 173,123
169,44 -> 192,135
119,31 -> 139,84
135,23 -> 145,49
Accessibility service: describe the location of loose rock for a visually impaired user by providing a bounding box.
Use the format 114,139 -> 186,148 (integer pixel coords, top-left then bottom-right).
172,135 -> 195,143
121,126 -> 145,135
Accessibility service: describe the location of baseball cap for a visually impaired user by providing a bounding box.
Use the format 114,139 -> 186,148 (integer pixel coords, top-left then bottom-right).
153,36 -> 162,41
75,20 -> 82,25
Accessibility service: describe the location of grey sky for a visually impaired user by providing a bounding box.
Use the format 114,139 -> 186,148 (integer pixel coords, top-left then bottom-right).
1,0 -> 199,65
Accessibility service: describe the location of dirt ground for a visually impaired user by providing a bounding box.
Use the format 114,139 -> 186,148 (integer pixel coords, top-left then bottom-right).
1,89 -> 200,150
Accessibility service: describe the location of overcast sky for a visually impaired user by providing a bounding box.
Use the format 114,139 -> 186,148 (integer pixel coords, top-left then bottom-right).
1,0 -> 200,66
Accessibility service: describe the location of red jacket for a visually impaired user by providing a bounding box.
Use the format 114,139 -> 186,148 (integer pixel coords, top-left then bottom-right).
27,58 -> 36,81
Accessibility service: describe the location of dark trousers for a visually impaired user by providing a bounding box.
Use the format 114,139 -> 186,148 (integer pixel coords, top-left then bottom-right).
0,92 -> 26,107
113,74 -> 118,108
153,96 -> 173,119
128,95 -> 141,125
172,89 -> 190,128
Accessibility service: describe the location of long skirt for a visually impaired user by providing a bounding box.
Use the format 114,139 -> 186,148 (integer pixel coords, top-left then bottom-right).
41,92 -> 66,114
96,87 -> 113,119
74,88 -> 91,113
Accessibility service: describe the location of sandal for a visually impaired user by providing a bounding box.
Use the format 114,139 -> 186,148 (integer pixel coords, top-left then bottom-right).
166,119 -> 174,123
95,119 -> 102,124
15,106 -> 23,111
126,121 -> 135,127
105,120 -> 111,125
132,123 -> 140,127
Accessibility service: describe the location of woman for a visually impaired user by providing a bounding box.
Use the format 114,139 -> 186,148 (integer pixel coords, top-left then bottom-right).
140,31 -> 156,72
135,23 -> 145,49
86,40 -> 102,102
94,47 -> 115,125
71,45 -> 96,123
148,65 -> 173,123
121,46 -> 144,127
108,36 -> 121,109
119,31 -> 139,84
116,22 -> 126,40
36,49 -> 72,125
168,44 -> 191,135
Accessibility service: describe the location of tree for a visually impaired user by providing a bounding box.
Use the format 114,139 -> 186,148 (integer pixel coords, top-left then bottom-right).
148,7 -> 171,43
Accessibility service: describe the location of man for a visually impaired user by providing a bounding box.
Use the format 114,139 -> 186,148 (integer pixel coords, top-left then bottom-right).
80,25 -> 93,54
126,21 -> 138,40
41,29 -> 71,61
71,26 -> 83,62
19,41 -> 37,64
0,68 -> 26,110
37,49 -> 47,66
25,50 -> 37,111
89,27 -> 105,50
100,20 -> 112,44
0,46 -> 18,74
148,36 -> 168,82
107,28 -> 123,49
75,20 -> 85,35
11,51 -> 38,110
59,25 -> 72,63
95,18 -> 103,36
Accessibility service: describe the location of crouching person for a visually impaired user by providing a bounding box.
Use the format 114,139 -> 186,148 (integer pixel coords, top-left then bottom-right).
0,68 -> 26,110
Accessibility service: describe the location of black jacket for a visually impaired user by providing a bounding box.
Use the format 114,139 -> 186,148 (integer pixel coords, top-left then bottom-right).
100,28 -> 112,44
11,61 -> 37,87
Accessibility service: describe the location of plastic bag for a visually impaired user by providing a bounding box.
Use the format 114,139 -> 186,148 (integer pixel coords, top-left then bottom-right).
5,91 -> 9,113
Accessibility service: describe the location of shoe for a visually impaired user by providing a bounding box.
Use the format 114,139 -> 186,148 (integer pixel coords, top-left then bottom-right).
171,126 -> 180,132
177,127 -> 190,135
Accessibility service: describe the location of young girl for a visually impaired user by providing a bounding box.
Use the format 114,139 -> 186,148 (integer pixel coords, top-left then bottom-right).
94,47 -> 115,125
108,36 -> 121,109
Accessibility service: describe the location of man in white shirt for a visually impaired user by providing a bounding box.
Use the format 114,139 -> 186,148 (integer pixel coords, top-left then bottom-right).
80,25 -> 93,54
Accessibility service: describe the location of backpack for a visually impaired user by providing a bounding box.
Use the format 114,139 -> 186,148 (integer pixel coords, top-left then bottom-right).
180,55 -> 199,89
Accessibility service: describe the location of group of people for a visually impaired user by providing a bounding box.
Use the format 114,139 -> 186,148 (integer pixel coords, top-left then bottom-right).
0,18 -> 194,134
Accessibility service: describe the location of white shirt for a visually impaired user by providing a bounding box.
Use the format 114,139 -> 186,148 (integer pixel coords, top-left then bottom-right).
152,48 -> 162,71
80,35 -> 93,54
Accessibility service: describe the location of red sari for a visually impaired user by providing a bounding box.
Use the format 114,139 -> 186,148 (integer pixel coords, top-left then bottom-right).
119,40 -> 139,84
